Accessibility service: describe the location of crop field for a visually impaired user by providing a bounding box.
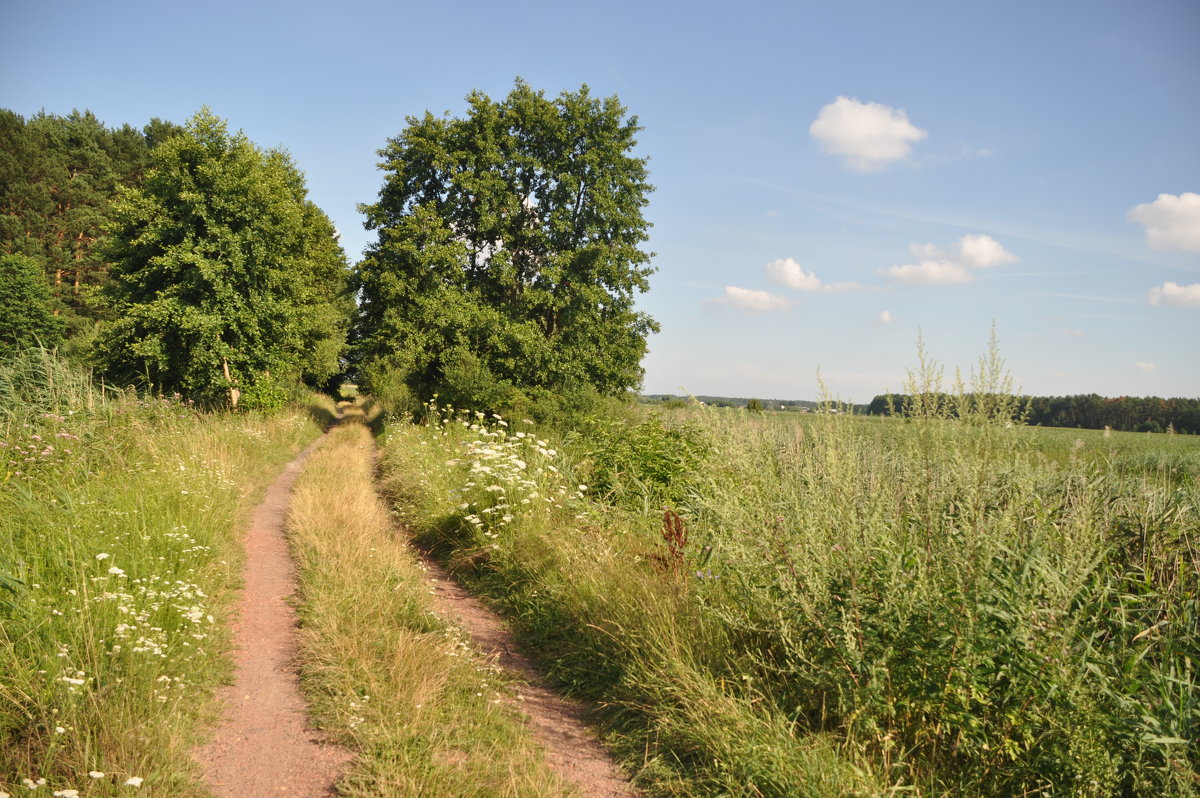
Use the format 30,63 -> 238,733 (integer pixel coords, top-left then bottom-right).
380,400 -> 1199,796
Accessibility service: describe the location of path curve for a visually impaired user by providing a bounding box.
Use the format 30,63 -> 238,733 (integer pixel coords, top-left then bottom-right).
418,555 -> 637,797
196,432 -> 353,796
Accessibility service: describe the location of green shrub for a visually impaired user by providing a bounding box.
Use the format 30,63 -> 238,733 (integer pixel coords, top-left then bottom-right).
238,371 -> 290,412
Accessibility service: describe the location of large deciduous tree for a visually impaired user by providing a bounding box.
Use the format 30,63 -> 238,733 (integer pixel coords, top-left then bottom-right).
352,80 -> 658,410
95,108 -> 350,406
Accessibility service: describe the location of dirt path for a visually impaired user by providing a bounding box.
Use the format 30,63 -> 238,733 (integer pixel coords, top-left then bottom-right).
416,553 -> 637,797
196,433 -> 353,796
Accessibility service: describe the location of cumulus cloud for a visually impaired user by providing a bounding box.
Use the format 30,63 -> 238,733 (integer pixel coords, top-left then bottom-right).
810,96 -> 928,172
1128,192 -> 1200,251
1147,281 -> 1200,307
1136,362 -> 1157,372
958,234 -> 1018,268
766,257 -> 867,292
879,309 -> 894,324
883,260 -> 973,284
767,258 -> 822,290
881,234 -> 1017,285
714,286 -> 791,314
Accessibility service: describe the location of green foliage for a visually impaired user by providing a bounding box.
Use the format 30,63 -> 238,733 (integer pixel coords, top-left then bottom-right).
746,398 -> 764,412
0,109 -> 181,357
95,108 -> 350,405
238,371 -> 290,412
573,412 -> 709,512
353,79 -> 658,409
0,255 -> 64,351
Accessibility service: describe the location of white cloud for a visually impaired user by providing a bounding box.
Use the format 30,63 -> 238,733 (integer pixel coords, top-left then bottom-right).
1136,362 -> 1157,372
715,286 -> 791,314
766,257 -> 867,293
882,234 -> 1017,285
879,309 -> 894,324
766,258 -> 822,290
1128,192 -> 1200,251
882,260 -> 973,285
1147,281 -> 1200,307
810,96 -> 928,172
958,234 -> 1018,268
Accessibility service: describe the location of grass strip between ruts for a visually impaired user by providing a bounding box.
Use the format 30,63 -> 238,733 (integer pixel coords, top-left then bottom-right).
285,405 -> 569,797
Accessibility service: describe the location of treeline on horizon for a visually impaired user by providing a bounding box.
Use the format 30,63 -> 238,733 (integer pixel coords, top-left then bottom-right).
868,392 -> 1200,434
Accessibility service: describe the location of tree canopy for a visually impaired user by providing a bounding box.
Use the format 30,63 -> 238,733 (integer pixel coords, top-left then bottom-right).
351,80 -> 658,410
95,108 -> 351,405
0,109 -> 181,356
0,253 -> 64,353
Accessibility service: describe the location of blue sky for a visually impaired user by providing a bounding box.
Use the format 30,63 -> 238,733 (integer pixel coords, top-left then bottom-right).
4,0 -> 1198,401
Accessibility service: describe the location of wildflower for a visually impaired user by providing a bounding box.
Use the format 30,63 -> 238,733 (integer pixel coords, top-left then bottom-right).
108,567 -> 125,576
95,553 -> 110,560
88,772 -> 104,779
52,790 -> 79,797
55,726 -> 65,734
124,777 -> 143,787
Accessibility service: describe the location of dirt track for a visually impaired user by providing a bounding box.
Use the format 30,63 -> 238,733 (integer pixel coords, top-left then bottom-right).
196,433 -> 353,796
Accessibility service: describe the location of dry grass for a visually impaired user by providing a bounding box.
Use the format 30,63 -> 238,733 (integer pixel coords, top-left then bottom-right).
285,406 -> 569,797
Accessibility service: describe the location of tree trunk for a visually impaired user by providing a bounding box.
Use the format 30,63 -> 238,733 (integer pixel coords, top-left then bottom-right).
223,358 -> 240,410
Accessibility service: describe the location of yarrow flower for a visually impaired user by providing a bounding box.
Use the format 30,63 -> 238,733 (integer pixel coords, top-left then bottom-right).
95,553 -> 110,560
124,777 -> 143,787
88,772 -> 104,779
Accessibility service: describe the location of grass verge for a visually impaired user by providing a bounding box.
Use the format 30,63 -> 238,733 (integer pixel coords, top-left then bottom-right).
0,354 -> 330,796
285,404 -> 569,797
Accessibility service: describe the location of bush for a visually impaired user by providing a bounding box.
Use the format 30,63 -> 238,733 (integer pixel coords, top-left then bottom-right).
238,372 -> 291,412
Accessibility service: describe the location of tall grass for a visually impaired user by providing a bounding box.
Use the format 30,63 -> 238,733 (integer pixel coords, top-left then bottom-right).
379,388 -> 1199,795
0,348 -> 325,796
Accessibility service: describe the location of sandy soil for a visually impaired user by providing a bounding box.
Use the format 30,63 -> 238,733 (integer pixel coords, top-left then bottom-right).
196,433 -> 354,796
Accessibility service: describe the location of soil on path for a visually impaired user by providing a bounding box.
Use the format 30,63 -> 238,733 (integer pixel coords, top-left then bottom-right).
416,554 -> 637,797
196,433 -> 353,797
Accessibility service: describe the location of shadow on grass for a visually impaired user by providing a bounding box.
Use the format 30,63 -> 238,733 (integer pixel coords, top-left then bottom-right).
302,395 -> 340,430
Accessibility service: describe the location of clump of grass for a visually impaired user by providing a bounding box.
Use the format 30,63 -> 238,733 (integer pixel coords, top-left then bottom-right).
0,352 -> 325,796
285,406 -> 568,797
